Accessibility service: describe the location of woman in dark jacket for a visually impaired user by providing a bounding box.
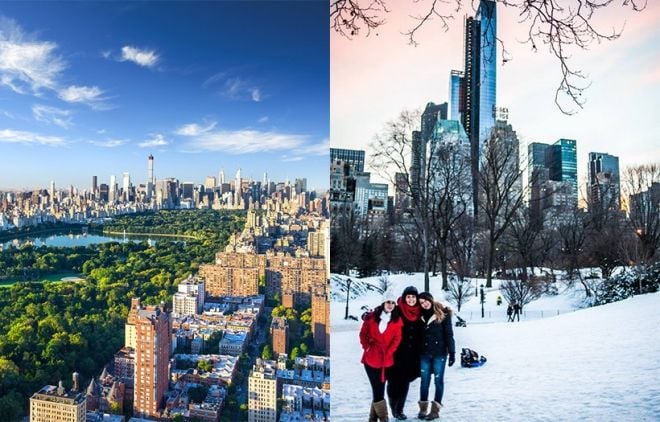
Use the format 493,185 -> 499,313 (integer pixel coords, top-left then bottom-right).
417,292 -> 455,421
360,289 -> 404,422
386,286 -> 423,420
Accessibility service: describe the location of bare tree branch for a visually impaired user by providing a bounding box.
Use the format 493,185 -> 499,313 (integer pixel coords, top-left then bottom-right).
331,0 -> 646,114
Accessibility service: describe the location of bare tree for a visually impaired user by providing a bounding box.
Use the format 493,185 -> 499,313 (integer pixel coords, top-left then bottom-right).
501,207 -> 555,282
557,207 -> 592,296
478,127 -> 527,288
330,206 -> 363,275
499,277 -> 543,312
371,109 -> 440,290
331,0 -> 646,114
622,163 -> 660,264
430,133 -> 473,289
446,274 -> 474,312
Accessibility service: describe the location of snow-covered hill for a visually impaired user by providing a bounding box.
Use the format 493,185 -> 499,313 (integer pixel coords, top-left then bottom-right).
330,274 -> 660,421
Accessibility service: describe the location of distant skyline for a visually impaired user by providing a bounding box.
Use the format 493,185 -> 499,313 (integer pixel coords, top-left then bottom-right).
331,1 -> 660,194
0,2 -> 329,191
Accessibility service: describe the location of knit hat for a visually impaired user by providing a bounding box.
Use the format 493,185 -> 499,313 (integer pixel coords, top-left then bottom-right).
382,288 -> 398,304
402,285 -> 419,298
418,291 -> 434,302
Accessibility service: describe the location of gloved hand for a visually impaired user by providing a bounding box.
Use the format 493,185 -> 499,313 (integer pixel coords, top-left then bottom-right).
448,353 -> 455,367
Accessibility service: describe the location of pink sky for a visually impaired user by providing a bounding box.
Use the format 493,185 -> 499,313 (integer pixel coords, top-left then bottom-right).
331,0 -> 660,191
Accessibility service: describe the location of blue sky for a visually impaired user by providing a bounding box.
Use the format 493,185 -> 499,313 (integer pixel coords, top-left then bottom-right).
0,1 -> 329,191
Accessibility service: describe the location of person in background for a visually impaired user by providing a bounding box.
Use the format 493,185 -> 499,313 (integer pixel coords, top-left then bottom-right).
360,289 -> 404,422
513,301 -> 521,322
417,292 -> 455,421
386,286 -> 423,420
507,302 -> 514,322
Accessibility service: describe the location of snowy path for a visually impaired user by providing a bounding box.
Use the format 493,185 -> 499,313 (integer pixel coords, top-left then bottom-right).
330,292 -> 660,421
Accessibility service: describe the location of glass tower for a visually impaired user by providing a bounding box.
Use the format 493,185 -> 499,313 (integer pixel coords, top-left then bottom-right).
329,148 -> 365,173
588,152 -> 620,208
546,139 -> 578,205
449,70 -> 464,122
476,0 -> 497,145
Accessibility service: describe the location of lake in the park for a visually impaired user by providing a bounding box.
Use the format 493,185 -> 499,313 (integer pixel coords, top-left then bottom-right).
1,232 -> 188,250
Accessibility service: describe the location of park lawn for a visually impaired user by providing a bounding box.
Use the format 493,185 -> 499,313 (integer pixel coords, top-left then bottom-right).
0,271 -> 83,287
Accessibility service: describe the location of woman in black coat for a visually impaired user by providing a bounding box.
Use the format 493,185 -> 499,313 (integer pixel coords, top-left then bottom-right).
416,291 -> 455,421
386,286 -> 423,420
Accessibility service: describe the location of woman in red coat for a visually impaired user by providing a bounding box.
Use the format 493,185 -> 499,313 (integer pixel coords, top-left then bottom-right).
360,289 -> 404,422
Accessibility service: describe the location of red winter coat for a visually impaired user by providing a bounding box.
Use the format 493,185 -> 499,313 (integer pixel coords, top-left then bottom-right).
360,312 -> 403,381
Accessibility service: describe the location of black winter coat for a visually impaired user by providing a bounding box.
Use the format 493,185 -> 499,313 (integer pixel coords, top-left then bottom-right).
420,312 -> 456,358
392,316 -> 423,381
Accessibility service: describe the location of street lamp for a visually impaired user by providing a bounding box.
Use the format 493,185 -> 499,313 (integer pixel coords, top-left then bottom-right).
344,278 -> 352,320
480,284 -> 485,318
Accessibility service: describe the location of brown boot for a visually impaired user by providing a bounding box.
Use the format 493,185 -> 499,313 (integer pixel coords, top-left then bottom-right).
368,401 -> 378,422
373,399 -> 389,422
425,401 -> 442,420
417,401 -> 429,419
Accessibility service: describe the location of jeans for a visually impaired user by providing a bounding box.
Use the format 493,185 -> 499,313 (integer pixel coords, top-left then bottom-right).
419,355 -> 447,403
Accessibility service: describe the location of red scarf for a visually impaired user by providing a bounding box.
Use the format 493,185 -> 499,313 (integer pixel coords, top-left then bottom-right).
397,296 -> 421,322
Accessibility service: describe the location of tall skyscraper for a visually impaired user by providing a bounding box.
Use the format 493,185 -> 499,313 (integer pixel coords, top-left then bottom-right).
459,0 -> 498,216
148,154 -> 154,184
219,168 -> 225,185
410,103 -> 449,200
449,70 -> 464,121
109,175 -> 116,202
588,152 -> 620,208
546,138 -> 578,204
49,181 -> 55,204
122,172 -> 130,201
91,176 -> 97,199
131,299 -> 170,419
476,0 -> 497,143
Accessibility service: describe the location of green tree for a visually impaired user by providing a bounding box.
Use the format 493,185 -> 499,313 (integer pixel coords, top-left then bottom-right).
261,344 -> 273,360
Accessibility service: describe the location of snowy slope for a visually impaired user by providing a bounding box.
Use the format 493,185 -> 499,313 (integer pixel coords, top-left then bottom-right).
330,274 -> 660,421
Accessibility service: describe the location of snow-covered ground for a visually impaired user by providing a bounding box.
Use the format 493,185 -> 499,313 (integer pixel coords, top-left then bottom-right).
330,274 -> 660,421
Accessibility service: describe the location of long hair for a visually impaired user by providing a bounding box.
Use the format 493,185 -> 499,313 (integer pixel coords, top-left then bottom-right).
431,301 -> 452,323
372,304 -> 401,324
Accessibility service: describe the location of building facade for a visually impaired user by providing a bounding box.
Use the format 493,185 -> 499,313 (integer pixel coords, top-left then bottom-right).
271,317 -> 289,357
30,382 -> 86,422
131,299 -> 170,419
248,359 -> 278,422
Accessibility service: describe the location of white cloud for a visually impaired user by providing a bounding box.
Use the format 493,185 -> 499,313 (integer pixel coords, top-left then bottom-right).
184,129 -> 308,154
89,139 -> 128,148
251,88 -> 261,102
0,17 -> 66,94
175,121 -> 217,136
32,104 -> 73,129
138,133 -> 169,148
258,116 -> 269,123
204,72 -> 264,102
58,85 -> 111,109
280,139 -> 329,161
0,128 -> 65,146
120,45 -> 159,68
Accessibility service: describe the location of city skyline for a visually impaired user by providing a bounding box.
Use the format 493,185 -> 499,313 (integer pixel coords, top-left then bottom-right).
0,2 -> 329,191
331,1 -> 660,192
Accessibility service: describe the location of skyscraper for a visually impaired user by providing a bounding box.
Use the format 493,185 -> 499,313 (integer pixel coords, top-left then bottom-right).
330,148 -> 365,173
131,299 -> 170,419
148,154 -> 154,184
546,138 -> 578,205
91,176 -> 97,199
449,70 -> 464,121
459,0 -> 498,215
109,175 -> 116,202
476,0 -> 497,143
588,152 -> 620,208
